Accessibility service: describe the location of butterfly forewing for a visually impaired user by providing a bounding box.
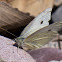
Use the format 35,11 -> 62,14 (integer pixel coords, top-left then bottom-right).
23,31 -> 57,50
21,8 -> 52,38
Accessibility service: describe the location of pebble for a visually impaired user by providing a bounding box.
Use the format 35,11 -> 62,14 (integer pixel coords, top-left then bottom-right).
52,5 -> 62,22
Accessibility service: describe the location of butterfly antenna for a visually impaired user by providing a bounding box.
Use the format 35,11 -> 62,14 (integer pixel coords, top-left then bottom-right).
0,27 -> 17,38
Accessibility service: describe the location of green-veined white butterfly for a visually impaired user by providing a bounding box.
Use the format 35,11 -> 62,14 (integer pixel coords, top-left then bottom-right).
16,19 -> 62,50
15,8 -> 57,50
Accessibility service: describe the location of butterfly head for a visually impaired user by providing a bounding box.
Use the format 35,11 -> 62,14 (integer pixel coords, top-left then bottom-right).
14,36 -> 24,48
15,36 -> 30,51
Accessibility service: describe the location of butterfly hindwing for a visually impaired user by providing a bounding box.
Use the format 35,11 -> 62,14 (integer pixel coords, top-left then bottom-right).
23,30 -> 57,50
23,20 -> 62,50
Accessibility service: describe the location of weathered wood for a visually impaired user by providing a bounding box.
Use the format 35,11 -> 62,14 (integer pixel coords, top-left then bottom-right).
0,2 -> 34,32
9,0 -> 54,16
0,0 -> 12,2
0,0 -> 6,1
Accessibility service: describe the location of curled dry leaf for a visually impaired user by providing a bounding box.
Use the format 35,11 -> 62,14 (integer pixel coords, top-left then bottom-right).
0,2 -> 34,33
9,0 -> 54,16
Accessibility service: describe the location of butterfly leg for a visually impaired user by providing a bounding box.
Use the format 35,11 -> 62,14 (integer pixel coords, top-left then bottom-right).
57,40 -> 61,49
57,34 -> 61,50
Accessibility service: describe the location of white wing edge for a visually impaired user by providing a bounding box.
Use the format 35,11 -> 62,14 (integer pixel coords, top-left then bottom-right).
21,8 -> 52,38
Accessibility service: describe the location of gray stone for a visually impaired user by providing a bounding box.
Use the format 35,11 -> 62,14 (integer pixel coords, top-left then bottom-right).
52,5 -> 62,22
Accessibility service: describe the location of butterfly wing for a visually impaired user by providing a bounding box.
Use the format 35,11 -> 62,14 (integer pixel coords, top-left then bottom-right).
23,21 -> 62,50
21,8 -> 52,38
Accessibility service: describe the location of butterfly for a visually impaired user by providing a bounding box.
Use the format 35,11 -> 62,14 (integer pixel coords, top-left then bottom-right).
15,8 -> 55,50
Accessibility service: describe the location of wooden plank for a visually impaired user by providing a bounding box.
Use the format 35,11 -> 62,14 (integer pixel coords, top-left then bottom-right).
0,2 -> 34,32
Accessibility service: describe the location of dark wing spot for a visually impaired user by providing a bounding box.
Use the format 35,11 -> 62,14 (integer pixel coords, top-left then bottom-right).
48,29 -> 51,31
41,21 -> 43,24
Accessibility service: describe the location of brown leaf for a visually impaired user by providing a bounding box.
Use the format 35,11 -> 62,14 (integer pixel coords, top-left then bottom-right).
9,0 -> 54,16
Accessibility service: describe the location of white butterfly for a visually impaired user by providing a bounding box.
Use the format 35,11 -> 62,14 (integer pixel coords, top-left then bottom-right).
21,8 -> 52,38
15,8 -> 55,50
